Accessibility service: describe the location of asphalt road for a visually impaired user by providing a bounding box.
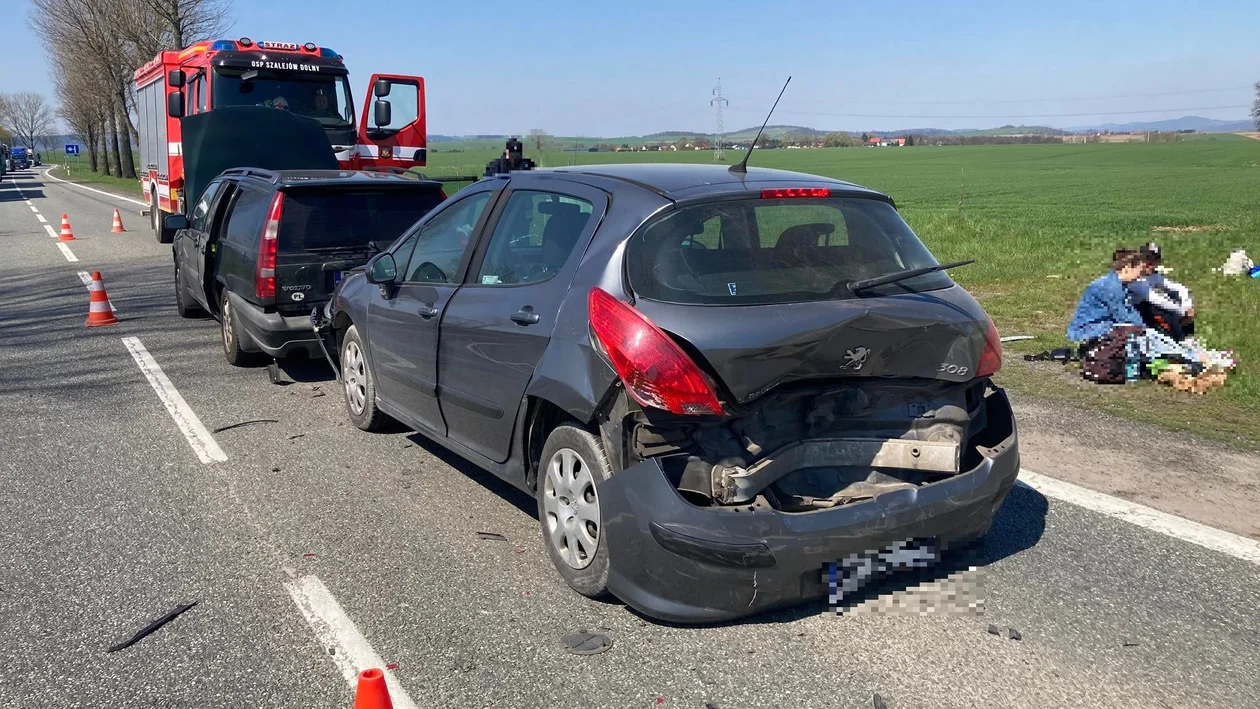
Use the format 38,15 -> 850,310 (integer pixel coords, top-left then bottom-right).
1,167 -> 1258,709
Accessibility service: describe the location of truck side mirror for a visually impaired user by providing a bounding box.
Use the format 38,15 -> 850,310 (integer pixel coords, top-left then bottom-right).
168,90 -> 185,118
373,99 -> 391,128
167,70 -> 185,87
373,78 -> 391,97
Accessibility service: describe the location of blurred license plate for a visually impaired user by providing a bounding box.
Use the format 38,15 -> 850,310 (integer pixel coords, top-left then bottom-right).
332,270 -> 343,286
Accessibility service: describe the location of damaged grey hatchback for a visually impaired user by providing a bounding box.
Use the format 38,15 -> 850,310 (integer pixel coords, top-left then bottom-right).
316,163 -> 1019,623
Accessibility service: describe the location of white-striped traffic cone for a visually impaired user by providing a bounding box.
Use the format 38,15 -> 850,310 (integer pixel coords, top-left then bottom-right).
85,271 -> 119,327
59,213 -> 76,241
110,208 -> 126,233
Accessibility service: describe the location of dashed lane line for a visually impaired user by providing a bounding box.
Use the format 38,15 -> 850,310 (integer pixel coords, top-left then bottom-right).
56,242 -> 78,262
36,213 -> 46,223
285,575 -> 418,709
43,224 -> 58,238
121,336 -> 228,464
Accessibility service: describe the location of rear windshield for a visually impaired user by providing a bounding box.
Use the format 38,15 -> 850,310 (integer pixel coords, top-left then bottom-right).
626,196 -> 952,305
279,188 -> 445,251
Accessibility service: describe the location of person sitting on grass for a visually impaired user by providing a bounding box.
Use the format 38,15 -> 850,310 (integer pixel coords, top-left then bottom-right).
1067,248 -> 1148,349
1127,242 -> 1196,341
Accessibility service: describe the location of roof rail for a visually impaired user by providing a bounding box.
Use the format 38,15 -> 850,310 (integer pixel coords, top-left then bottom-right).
220,167 -> 281,183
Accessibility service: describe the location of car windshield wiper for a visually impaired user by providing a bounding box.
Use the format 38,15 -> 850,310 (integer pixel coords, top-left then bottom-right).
846,259 -> 975,294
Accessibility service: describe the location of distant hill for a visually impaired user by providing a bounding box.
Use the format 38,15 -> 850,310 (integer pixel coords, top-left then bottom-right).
1064,116 -> 1253,133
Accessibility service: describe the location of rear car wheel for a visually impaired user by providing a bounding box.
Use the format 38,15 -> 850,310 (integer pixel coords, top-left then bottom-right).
537,424 -> 615,598
174,263 -> 203,318
220,291 -> 260,367
341,325 -> 390,431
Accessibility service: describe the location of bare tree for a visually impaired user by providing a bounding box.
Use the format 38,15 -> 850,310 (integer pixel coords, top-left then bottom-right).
1253,80 -> 1260,131
133,0 -> 232,49
0,92 -> 58,150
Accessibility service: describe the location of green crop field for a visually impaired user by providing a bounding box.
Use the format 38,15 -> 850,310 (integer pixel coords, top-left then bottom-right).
429,140 -> 1260,446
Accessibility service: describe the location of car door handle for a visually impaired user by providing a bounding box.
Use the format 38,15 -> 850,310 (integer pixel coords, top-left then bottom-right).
510,309 -> 541,325
418,304 -> 440,318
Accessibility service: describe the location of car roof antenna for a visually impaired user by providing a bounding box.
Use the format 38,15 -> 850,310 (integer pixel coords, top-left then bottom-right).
729,76 -> 791,175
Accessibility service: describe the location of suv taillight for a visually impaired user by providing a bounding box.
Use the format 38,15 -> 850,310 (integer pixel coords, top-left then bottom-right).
977,316 -> 1002,378
587,287 -> 724,416
256,192 -> 283,300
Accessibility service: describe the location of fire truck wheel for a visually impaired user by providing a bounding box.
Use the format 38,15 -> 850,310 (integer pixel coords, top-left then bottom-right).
152,190 -> 174,244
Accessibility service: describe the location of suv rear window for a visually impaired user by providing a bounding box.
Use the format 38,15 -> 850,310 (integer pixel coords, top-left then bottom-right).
627,196 -> 952,305
279,188 -> 445,251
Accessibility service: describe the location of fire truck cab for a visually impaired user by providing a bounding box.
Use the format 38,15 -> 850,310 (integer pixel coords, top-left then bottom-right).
134,37 -> 428,242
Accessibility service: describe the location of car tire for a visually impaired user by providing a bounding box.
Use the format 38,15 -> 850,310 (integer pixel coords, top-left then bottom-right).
174,262 -> 203,318
220,290 -> 260,367
340,324 -> 390,432
537,424 -> 615,599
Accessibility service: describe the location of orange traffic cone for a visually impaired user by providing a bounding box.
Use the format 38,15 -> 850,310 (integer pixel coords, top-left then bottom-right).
85,271 -> 119,327
110,208 -> 127,233
59,213 -> 76,241
352,669 -> 393,709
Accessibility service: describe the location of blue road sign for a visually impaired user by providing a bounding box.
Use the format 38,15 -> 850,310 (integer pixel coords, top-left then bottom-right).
65,144 -> 80,156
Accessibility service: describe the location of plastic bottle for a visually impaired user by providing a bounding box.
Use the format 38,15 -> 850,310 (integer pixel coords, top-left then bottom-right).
1124,335 -> 1140,382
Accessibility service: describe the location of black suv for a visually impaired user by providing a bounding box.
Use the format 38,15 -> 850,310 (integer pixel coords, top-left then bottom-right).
168,168 -> 446,365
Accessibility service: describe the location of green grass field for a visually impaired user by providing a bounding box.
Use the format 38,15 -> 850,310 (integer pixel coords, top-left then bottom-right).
51,154 -> 148,198
429,140 -> 1260,446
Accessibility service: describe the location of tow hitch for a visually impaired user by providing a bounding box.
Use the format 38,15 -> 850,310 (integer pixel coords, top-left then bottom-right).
310,306 -> 341,383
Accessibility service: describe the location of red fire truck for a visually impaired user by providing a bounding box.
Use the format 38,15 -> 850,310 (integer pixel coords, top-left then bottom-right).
134,37 -> 428,242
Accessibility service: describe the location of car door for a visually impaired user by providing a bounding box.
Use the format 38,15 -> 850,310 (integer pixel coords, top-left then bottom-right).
438,181 -> 608,463
365,184 -> 500,436
175,179 -> 225,309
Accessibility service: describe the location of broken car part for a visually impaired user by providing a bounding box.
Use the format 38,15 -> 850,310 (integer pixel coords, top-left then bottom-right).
107,601 -> 198,653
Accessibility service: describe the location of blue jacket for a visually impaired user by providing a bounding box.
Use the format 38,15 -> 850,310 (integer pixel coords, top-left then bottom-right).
1067,271 -> 1145,343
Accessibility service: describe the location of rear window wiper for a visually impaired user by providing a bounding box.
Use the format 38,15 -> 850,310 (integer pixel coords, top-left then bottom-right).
846,259 -> 974,294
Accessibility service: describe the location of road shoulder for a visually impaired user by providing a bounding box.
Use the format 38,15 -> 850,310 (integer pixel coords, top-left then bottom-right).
1012,393 -> 1260,540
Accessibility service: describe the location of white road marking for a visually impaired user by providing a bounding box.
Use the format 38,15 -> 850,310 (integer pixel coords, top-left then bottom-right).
285,575 -> 418,709
36,213 -> 46,223
1018,469 -> 1260,565
78,271 -> 117,313
121,337 -> 228,464
24,199 -> 32,205
43,166 -> 148,207
43,224 -> 58,238
56,242 -> 79,262
29,205 -> 38,213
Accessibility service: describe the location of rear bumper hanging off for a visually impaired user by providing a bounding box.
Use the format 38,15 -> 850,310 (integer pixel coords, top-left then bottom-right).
597,387 -> 1021,624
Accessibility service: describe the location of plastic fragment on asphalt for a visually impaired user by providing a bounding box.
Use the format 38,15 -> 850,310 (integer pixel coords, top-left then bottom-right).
561,632 -> 614,655
1008,628 -> 1022,641
513,545 -> 527,553
289,434 -> 305,440
386,662 -> 400,670
303,553 -> 316,558
1123,638 -> 1140,647
873,694 -> 888,709
476,532 -> 508,542
210,419 -> 279,434
987,624 -> 1001,635
655,697 -> 665,705
107,601 -> 198,653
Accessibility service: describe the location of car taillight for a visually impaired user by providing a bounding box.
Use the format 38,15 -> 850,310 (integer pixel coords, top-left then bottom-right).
587,287 -> 724,416
977,316 -> 1002,378
256,192 -> 283,300
760,187 -> 831,199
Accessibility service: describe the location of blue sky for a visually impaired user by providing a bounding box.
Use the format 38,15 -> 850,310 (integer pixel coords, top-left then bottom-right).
3,0 -> 1257,136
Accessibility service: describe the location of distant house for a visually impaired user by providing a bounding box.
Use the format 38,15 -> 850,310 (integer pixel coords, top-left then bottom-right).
867,136 -> 907,147
866,136 -> 882,146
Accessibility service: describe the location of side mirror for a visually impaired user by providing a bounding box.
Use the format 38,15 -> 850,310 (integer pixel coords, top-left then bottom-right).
373,78 -> 391,97
167,70 -> 185,87
165,214 -> 190,232
168,90 -> 185,118
365,253 -> 397,284
373,99 -> 392,128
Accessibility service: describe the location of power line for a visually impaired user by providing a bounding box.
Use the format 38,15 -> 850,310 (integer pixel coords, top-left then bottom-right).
711,78 -> 728,161
728,104 -> 1252,120
824,86 -> 1252,106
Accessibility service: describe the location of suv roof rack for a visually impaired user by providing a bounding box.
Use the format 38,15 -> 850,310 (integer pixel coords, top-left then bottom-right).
220,167 -> 282,183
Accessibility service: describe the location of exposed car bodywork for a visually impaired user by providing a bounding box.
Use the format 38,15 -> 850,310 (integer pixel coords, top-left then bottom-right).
314,164 -> 1020,623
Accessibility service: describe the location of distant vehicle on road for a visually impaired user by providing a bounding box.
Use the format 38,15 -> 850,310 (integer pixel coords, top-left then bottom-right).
313,163 -> 1019,623
10,146 -> 30,170
167,167 -> 446,365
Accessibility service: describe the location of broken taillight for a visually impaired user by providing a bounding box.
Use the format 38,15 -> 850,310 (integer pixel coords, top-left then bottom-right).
587,287 -> 724,416
256,192 -> 283,300
977,316 -> 1002,377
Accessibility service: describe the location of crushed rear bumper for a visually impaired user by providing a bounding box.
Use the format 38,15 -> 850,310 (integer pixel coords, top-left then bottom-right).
598,387 -> 1020,624
227,291 -> 324,358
